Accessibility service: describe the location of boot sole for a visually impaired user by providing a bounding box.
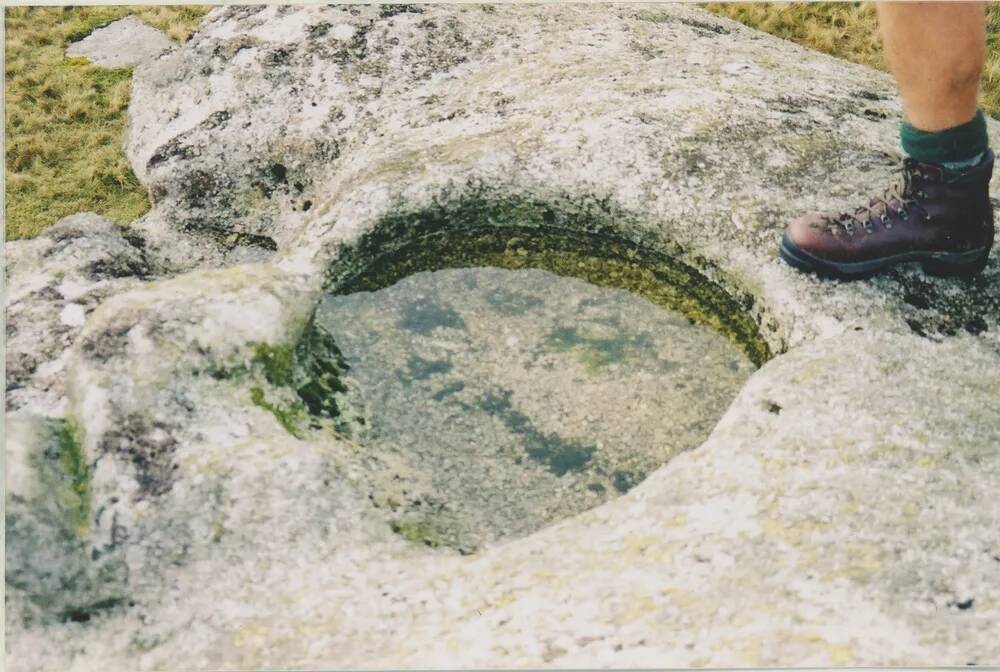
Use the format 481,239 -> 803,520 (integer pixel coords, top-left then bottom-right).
779,235 -> 991,281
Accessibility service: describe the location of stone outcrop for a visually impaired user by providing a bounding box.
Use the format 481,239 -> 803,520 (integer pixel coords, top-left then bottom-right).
6,213 -> 152,416
6,4 -> 1000,669
65,15 -> 175,69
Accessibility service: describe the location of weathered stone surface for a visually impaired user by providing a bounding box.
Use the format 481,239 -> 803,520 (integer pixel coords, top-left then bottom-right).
65,16 -> 175,68
5,4 -> 1000,670
5,213 -> 151,416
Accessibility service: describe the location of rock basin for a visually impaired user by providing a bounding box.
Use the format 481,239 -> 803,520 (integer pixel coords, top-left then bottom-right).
317,262 -> 754,551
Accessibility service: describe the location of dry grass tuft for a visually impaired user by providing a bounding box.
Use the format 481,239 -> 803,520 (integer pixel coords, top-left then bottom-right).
4,6 -> 210,240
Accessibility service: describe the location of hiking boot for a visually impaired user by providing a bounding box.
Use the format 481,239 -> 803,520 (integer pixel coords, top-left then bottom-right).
780,149 -> 995,280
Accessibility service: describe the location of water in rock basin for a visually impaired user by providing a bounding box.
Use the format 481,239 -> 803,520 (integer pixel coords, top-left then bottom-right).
316,267 -> 754,552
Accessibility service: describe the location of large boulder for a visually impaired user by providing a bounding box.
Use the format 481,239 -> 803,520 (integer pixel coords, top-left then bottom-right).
6,4 -> 999,670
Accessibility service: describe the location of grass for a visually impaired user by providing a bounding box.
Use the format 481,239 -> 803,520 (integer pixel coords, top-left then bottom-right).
4,6 -> 210,241
703,2 -> 1000,119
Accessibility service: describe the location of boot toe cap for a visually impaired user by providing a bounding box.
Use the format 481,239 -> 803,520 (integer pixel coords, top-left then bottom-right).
785,213 -> 827,249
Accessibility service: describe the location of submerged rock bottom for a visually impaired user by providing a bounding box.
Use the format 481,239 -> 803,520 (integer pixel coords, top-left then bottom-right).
317,266 -> 755,551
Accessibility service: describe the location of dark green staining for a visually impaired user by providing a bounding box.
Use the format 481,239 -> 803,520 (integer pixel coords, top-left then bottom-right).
544,325 -> 655,369
484,286 -> 546,315
612,469 -> 643,494
399,297 -> 465,334
246,321 -> 353,438
431,380 -> 465,401
477,389 -> 595,476
402,354 -> 454,381
325,194 -> 771,366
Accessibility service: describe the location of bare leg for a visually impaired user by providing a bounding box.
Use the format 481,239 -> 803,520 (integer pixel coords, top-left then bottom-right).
877,1 -> 985,131
781,2 -> 994,279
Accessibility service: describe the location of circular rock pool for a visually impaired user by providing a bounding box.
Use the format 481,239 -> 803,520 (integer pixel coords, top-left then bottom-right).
316,265 -> 755,553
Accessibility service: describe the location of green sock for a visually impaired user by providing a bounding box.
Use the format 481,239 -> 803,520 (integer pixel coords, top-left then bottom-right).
900,109 -> 989,166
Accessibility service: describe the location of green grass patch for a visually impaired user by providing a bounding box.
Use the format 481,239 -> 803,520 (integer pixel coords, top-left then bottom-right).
4,6 -> 211,240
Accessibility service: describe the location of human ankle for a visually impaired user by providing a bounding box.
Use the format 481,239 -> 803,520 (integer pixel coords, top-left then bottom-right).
900,108 -> 989,166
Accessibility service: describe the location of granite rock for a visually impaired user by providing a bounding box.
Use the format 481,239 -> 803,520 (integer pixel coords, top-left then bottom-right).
65,16 -> 175,69
6,4 -> 1000,669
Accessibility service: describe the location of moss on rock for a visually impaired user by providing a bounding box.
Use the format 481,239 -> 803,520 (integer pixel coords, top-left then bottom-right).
42,420 -> 91,539
249,385 -> 308,438
246,321 -> 354,438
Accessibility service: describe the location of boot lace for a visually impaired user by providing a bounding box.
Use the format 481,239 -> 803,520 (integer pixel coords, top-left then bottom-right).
829,158 -> 931,235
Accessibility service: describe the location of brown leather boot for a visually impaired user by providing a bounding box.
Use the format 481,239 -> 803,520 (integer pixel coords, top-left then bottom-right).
780,149 -> 995,279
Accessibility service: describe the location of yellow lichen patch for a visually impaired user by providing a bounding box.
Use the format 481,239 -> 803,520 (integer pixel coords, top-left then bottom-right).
493,591 -> 518,609
759,517 -> 789,540
759,456 -> 790,473
662,587 -> 701,610
662,511 -> 689,528
900,500 -> 921,522
736,637 -> 762,666
789,631 -> 856,665
821,543 -> 883,583
617,592 -> 658,625
759,512 -> 835,560
826,641 -> 855,665
618,533 -> 672,560
232,619 -> 271,662
839,493 -> 860,516
283,586 -> 314,606
738,598 -> 781,623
